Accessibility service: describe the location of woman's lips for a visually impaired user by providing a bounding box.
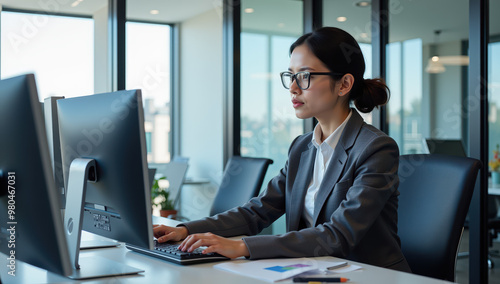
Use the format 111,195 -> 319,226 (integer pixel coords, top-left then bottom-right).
292,99 -> 304,108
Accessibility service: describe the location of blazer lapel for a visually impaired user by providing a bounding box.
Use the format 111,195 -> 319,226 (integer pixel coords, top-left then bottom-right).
312,110 -> 364,226
312,148 -> 348,225
288,144 -> 316,231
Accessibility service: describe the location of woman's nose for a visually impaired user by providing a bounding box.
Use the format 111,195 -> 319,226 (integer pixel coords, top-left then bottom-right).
289,79 -> 301,94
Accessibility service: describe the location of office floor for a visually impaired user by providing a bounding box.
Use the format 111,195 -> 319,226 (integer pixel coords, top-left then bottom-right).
455,229 -> 500,283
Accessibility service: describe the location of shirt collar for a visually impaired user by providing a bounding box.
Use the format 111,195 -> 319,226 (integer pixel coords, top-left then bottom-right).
311,110 -> 353,150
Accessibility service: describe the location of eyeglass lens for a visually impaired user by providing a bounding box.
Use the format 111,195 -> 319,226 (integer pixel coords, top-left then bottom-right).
281,72 -> 309,90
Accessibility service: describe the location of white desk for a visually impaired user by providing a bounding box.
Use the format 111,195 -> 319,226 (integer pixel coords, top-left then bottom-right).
0,217 -> 453,284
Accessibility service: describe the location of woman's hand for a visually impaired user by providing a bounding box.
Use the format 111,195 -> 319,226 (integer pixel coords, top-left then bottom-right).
178,233 -> 250,259
153,224 -> 188,243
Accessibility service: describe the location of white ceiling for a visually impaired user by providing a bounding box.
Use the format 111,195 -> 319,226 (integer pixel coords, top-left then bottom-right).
0,0 -> 217,22
0,0 -> 107,15
241,0 -> 303,36
0,0 -> 499,44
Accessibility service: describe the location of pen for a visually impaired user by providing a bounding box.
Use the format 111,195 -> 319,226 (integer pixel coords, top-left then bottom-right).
308,282 -> 346,284
326,261 -> 348,270
293,277 -> 349,283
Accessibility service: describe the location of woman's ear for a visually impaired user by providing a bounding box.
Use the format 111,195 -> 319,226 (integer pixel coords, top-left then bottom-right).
338,74 -> 354,97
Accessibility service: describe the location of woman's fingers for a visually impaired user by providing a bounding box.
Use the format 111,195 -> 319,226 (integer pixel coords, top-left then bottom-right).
178,233 -> 249,259
152,225 -> 188,242
179,233 -> 214,251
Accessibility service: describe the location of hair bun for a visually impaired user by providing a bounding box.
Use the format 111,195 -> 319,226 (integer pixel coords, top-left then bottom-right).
354,78 -> 389,113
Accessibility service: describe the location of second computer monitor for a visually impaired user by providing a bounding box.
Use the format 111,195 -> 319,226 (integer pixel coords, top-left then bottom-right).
424,139 -> 467,157
0,74 -> 72,278
57,90 -> 153,250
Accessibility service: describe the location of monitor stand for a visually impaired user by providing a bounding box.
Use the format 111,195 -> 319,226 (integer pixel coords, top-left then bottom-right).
80,239 -> 119,250
64,158 -> 143,280
80,230 -> 119,250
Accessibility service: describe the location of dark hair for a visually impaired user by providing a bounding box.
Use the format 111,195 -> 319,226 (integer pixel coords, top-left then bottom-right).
290,27 -> 389,113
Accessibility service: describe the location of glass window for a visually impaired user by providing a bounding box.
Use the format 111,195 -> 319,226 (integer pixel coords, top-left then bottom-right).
240,0 -> 303,234
1,11 -> 94,100
240,0 -> 304,182
387,39 -> 423,153
489,0 -> 500,179
387,0 -> 469,156
146,132 -> 153,153
488,41 -> 500,172
125,22 -> 172,163
323,0 -> 373,123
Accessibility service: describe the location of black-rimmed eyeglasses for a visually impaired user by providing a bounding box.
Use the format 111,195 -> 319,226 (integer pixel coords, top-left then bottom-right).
279,71 -> 341,90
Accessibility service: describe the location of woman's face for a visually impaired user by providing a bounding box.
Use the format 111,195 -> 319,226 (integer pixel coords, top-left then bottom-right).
288,44 -> 342,120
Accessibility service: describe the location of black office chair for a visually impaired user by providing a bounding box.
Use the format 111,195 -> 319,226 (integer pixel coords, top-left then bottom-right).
487,196 -> 500,267
454,179 -> 500,269
397,154 -> 481,282
210,156 -> 273,216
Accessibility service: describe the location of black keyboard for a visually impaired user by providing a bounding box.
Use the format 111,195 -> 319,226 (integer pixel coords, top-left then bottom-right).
126,240 -> 230,265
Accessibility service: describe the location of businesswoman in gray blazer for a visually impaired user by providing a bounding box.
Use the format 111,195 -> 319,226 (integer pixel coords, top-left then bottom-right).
154,27 -> 411,272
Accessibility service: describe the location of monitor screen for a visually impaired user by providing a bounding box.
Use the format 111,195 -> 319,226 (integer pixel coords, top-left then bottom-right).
57,90 -> 153,250
0,74 -> 72,278
424,139 -> 467,157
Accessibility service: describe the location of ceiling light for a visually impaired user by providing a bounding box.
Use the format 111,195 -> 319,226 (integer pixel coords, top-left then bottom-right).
426,30 -> 445,73
337,17 -> 347,22
426,60 -> 446,73
244,8 -> 254,13
360,33 -> 368,38
355,1 -> 371,7
150,10 -> 160,15
71,0 -> 83,7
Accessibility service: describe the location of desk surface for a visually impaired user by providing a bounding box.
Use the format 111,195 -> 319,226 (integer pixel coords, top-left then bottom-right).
0,217 -> 453,284
490,185 -> 500,196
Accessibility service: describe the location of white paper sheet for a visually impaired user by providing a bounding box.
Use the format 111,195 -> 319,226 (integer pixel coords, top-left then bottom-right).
214,258 -> 362,282
214,258 -> 319,282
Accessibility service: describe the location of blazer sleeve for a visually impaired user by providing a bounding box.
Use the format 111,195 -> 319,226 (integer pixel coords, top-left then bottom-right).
179,136 -> 303,237
242,135 -> 399,259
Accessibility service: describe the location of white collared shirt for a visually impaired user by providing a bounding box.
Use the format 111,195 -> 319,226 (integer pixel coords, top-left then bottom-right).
303,110 -> 352,227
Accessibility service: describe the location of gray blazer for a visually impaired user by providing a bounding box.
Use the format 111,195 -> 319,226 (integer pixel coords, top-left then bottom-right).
182,110 -> 411,272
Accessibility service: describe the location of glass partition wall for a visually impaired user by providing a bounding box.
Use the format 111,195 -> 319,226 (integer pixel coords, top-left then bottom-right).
240,0 -> 303,234
125,21 -> 172,163
489,0 -> 500,180
386,0 -> 469,156
126,1 -> 174,163
322,0 -> 373,124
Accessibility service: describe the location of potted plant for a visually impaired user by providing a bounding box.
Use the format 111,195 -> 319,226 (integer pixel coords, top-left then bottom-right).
489,144 -> 500,186
151,177 -> 177,219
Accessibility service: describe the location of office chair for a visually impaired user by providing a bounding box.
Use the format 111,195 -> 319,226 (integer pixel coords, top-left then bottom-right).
397,154 -> 481,281
455,182 -> 500,269
487,196 -> 500,267
210,156 -> 273,216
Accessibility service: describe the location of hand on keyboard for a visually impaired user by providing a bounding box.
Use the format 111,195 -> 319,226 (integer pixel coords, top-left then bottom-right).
153,224 -> 188,243
178,232 -> 250,259
153,240 -> 228,261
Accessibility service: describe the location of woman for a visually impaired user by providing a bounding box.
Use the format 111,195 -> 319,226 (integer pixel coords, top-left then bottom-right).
153,27 -> 411,272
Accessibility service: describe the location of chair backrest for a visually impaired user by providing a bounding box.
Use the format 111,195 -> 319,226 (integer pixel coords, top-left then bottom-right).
398,154 -> 481,281
210,156 -> 273,216
149,160 -> 189,207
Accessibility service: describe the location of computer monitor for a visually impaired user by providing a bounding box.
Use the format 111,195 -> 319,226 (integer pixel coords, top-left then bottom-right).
0,74 -> 145,280
424,139 -> 467,157
43,96 -> 66,209
0,74 -> 72,278
57,89 -> 154,273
